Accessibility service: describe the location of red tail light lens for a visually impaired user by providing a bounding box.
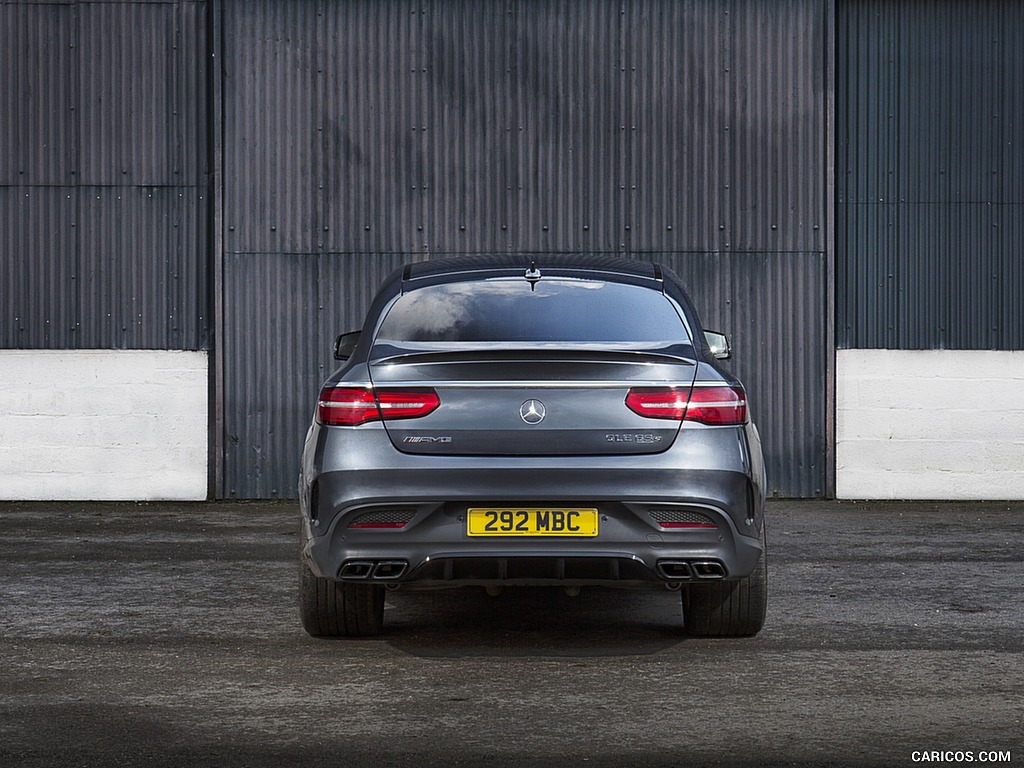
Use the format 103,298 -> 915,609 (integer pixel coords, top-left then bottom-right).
375,389 -> 440,420
317,387 -> 439,426
624,388 -> 689,420
348,521 -> 407,529
625,385 -> 747,426
318,388 -> 379,426
685,385 -> 747,425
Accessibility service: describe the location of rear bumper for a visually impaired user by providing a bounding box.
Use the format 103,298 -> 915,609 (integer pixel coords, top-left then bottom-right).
300,424 -> 766,587
303,493 -> 763,587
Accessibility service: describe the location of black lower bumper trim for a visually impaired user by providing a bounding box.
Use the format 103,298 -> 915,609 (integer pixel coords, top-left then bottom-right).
405,555 -> 660,584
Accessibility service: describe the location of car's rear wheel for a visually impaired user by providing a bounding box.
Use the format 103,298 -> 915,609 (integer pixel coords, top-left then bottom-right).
299,559 -> 385,637
681,523 -> 767,638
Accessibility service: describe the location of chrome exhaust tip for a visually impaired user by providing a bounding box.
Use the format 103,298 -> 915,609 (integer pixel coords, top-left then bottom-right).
656,560 -> 694,580
691,561 -> 727,579
339,560 -> 374,579
372,560 -> 408,580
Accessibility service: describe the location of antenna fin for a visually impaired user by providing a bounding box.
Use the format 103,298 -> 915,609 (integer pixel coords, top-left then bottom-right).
525,261 -> 542,291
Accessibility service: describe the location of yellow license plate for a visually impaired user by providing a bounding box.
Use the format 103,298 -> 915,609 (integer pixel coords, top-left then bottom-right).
467,508 -> 599,537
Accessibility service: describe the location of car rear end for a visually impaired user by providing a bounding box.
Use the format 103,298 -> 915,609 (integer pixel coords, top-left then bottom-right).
299,259 -> 767,637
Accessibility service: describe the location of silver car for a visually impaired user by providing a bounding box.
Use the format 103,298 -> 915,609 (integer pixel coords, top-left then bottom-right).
299,256 -> 767,637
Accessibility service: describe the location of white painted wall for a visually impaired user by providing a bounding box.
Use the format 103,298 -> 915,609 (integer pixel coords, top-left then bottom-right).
837,349 -> 1024,500
0,350 -> 208,501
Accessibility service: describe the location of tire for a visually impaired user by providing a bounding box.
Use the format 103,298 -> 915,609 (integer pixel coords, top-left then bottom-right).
299,559 -> 386,637
681,523 -> 768,638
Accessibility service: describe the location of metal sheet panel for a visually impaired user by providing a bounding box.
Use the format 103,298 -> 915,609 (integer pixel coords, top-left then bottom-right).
0,4 -> 76,185
222,251 -> 318,499
0,187 -> 79,348
222,0 -> 324,255
624,0 -> 827,254
1,1 -> 208,186
0,1 -> 210,351
76,186 -> 208,349
77,2 -> 167,185
1,182 -> 209,350
837,0 -> 1024,350
77,2 -> 206,186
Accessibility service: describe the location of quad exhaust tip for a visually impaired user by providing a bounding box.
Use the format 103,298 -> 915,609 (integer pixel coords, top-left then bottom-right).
372,560 -> 408,579
691,561 -> 727,579
339,561 -> 374,579
656,559 -> 727,580
657,561 -> 693,580
338,560 -> 408,580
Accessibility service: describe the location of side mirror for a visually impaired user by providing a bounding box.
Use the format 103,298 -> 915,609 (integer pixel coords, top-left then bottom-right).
334,331 -> 361,361
704,330 -> 731,360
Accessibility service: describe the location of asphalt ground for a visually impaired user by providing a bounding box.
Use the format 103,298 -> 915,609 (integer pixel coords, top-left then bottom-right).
1,500 -> 1021,768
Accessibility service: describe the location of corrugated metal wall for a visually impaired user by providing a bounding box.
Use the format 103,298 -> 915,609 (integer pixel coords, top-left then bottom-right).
223,0 -> 828,256
664,251 -> 828,496
837,0 -> 1024,350
222,251 -> 423,498
0,1 -> 210,350
220,0 -> 831,498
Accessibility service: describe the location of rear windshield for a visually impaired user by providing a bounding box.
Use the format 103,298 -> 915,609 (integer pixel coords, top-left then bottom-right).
374,278 -> 690,344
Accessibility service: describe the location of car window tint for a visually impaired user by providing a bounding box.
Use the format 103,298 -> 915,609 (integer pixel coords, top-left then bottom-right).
375,278 -> 689,343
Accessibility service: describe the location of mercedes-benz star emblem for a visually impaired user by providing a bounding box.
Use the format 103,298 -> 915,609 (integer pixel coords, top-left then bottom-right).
519,399 -> 546,425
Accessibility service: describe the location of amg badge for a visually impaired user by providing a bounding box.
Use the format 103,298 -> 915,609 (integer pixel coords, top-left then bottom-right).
605,433 -> 663,444
402,436 -> 453,444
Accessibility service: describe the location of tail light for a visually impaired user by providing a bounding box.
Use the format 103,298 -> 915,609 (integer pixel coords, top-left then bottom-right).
685,385 -> 747,425
317,387 -> 439,426
623,388 -> 689,420
376,389 -> 441,420
625,385 -> 747,426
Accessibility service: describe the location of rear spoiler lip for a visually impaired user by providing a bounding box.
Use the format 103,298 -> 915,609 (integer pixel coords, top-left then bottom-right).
368,349 -> 698,368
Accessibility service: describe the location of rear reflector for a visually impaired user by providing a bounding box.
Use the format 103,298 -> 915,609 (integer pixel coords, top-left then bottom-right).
318,387 -> 439,426
348,508 -> 417,529
649,508 -> 718,530
625,385 -> 747,426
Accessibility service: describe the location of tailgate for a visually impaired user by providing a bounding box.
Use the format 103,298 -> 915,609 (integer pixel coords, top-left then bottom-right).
368,353 -> 696,456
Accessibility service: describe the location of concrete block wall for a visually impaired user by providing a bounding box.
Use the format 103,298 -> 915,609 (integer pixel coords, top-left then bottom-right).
0,351 -> 208,500
837,350 -> 1024,500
